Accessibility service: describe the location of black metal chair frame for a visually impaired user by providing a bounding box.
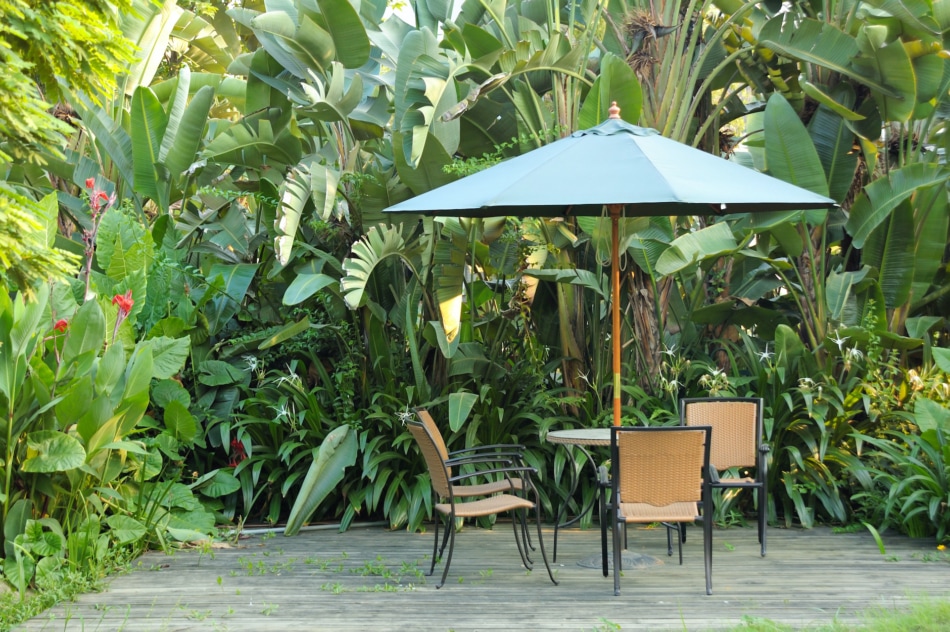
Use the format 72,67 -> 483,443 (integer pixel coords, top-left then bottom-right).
600,425 -> 714,596
676,397 -> 769,557
413,408 -> 535,556
407,418 -> 558,589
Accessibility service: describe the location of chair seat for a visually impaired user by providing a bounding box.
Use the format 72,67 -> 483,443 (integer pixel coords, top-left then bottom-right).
453,478 -> 523,497
436,494 -> 535,518
618,501 -> 699,523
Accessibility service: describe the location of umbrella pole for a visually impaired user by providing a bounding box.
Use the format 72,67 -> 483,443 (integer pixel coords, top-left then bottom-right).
610,204 -> 622,427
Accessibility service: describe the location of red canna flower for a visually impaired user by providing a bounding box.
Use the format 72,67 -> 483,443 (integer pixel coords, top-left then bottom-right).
229,438 -> 247,467
85,177 -> 95,189
89,189 -> 116,215
53,319 -> 69,333
112,290 -> 134,317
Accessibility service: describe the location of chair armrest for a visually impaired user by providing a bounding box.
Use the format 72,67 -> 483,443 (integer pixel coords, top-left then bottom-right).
448,443 -> 525,457
444,454 -> 515,468
758,443 -> 770,454
449,465 -> 536,484
597,465 -> 610,487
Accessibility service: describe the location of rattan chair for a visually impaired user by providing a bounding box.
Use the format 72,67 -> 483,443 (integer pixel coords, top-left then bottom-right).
407,417 -> 558,588
413,408 -> 534,553
414,408 -> 528,497
600,426 -> 713,596
680,397 -> 768,556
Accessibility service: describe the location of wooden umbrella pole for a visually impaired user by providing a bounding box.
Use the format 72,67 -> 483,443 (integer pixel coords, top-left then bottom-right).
610,204 -> 622,427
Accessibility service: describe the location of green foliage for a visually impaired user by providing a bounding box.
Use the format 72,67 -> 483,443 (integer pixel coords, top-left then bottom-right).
284,425 -> 358,536
0,258 -> 203,592
0,542 -> 136,629
0,0 -> 136,162
0,187 -> 80,300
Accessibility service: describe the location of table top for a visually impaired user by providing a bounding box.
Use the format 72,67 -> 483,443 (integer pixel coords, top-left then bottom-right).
545,428 -> 611,447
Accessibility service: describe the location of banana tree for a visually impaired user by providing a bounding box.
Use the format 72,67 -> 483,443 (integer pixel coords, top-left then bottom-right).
752,0 -> 950,344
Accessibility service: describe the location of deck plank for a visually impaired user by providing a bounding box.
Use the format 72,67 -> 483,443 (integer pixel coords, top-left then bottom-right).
16,524 -> 950,631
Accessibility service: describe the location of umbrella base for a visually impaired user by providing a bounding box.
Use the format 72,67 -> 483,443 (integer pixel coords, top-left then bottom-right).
576,550 -> 662,570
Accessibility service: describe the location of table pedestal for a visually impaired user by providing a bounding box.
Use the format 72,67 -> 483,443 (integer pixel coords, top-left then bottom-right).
545,429 -> 611,563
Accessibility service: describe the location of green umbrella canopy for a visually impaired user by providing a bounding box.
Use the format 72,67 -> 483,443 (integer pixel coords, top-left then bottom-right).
385,105 -> 836,425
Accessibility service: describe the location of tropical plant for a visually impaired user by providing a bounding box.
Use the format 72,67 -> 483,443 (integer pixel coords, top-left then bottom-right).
0,0 -> 136,296
852,405 -> 950,541
0,277 -> 208,593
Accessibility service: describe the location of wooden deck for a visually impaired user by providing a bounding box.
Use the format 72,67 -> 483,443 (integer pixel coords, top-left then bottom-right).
17,523 -> 950,631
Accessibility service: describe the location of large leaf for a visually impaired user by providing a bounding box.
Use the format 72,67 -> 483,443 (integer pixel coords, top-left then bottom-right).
807,96 -> 859,202
577,52 -> 642,129
0,289 -> 46,402
21,431 -> 86,473
258,317 -> 312,349
163,400 -> 197,444
274,159 -> 339,266
130,87 -> 168,201
105,515 -> 147,545
204,263 -> 260,335
274,161 -> 313,267
141,335 -> 191,379
448,392 -> 478,432
248,11 -> 335,78
341,225 -> 411,310
283,425 -> 358,536
162,84 -> 214,181
62,300 -> 106,369
933,348 -> 950,372
910,184 -> 949,309
69,92 -> 135,194
853,32 -> 917,122
863,200 -> 915,308
914,397 -> 949,433
825,267 -> 869,324
845,163 -> 950,247
758,17 -> 895,96
314,0 -> 370,68
283,273 -> 338,305
433,231 -> 466,342
195,470 -> 241,498
655,222 -> 738,275
764,93 -> 829,196
203,118 -> 301,169
121,0 -> 184,94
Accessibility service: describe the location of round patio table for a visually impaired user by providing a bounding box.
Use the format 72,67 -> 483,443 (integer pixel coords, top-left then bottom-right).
545,429 -> 610,563
546,428 -> 661,570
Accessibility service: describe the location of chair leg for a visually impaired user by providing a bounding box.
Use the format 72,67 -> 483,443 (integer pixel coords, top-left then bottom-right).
438,517 -> 453,558
703,503 -> 713,595
758,484 -> 767,557
521,508 -> 535,551
519,508 -> 535,556
612,516 -> 623,596
428,512 -> 440,576
666,524 -> 673,556
510,511 -> 532,569
437,516 -> 457,589
534,504 -> 558,585
676,524 -> 683,565
600,489 -> 609,578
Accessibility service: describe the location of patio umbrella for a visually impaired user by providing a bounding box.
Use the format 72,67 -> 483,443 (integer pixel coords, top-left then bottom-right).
385,103 -> 835,426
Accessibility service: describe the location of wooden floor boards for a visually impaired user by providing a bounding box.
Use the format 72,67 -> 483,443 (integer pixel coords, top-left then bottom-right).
16,524 -> 950,631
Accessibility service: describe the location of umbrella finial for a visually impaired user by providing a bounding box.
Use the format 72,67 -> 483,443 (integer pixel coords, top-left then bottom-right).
608,102 -> 621,119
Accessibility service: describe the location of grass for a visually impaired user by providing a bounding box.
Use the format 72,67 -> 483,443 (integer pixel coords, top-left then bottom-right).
721,598 -> 950,631
0,546 -> 139,630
